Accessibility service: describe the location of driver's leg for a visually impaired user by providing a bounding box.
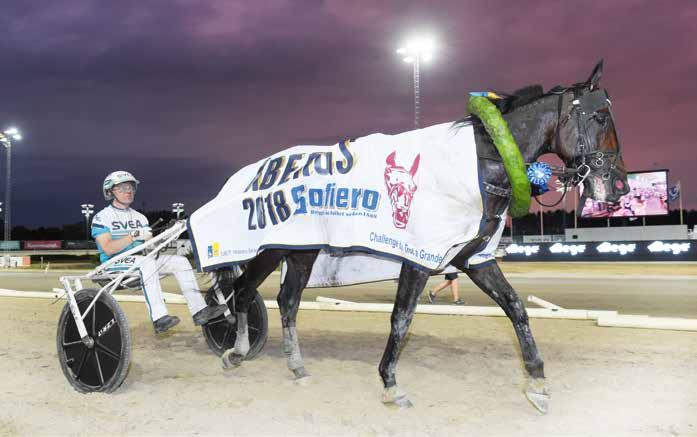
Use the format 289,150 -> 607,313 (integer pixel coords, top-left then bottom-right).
110,255 -> 175,332
155,254 -> 226,325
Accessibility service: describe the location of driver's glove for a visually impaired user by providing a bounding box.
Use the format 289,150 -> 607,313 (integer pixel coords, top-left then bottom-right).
130,229 -> 153,241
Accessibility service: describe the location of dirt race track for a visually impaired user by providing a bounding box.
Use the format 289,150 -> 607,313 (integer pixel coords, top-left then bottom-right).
1,262 -> 696,436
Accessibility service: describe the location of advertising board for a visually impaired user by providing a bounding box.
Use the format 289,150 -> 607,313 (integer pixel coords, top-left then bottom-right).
503,240 -> 695,261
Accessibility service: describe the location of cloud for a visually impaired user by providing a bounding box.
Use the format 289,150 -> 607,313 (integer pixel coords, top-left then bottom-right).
1,0 -> 695,226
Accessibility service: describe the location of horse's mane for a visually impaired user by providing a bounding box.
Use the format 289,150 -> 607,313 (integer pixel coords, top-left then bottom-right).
453,84 -> 554,127
493,85 -> 545,114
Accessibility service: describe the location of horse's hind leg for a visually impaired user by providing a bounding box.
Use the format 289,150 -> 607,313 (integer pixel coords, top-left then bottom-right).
378,262 -> 430,408
463,261 -> 550,414
277,250 -> 318,381
221,249 -> 286,369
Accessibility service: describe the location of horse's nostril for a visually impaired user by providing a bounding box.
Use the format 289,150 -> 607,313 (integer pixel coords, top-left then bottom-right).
615,180 -> 624,190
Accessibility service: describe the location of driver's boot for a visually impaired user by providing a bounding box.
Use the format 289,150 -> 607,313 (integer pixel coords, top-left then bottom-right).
154,315 -> 180,333
193,304 -> 228,326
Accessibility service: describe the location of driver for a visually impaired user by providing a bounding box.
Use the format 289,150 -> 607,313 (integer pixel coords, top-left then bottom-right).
91,171 -> 227,333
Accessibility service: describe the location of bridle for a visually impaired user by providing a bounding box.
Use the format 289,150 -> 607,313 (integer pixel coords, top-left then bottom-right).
535,85 -> 623,207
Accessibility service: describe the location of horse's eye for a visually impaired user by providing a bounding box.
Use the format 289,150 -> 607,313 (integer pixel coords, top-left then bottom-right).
594,113 -> 608,125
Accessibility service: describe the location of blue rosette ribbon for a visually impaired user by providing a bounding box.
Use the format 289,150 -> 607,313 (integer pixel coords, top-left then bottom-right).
527,162 -> 552,196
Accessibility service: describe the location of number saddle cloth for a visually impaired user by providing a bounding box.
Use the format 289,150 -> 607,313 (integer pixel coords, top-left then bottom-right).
188,121 -> 506,287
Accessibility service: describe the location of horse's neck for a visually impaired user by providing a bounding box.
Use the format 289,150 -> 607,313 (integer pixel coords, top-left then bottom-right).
502,96 -> 559,163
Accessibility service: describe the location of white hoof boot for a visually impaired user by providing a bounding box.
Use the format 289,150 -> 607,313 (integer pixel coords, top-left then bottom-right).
382,385 -> 413,409
525,378 -> 550,414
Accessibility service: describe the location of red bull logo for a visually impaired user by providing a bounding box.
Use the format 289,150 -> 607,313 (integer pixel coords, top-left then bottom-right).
384,151 -> 421,229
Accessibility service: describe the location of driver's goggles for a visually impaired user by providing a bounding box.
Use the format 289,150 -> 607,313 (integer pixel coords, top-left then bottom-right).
113,182 -> 137,193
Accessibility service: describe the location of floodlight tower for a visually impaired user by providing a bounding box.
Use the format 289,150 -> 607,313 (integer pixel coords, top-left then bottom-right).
1,127 -> 22,241
172,202 -> 185,219
397,36 -> 435,129
80,204 -> 95,240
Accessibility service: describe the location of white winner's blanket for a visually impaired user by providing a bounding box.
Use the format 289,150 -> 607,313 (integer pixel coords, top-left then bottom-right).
189,122 -> 506,283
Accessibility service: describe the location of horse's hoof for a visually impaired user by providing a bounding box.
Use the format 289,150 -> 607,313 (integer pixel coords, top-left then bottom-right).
525,378 -> 550,414
382,386 -> 413,409
221,349 -> 244,370
392,396 -> 414,409
293,369 -> 312,387
292,367 -> 310,381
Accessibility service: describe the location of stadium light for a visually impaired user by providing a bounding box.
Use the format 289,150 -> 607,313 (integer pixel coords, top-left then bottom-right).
80,203 -> 95,240
172,202 -> 185,219
397,35 -> 436,129
1,127 -> 21,241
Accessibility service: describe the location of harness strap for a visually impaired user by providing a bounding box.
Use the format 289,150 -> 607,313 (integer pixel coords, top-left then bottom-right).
483,183 -> 511,198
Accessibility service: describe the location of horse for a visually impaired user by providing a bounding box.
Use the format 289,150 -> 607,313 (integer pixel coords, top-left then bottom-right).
212,60 -> 628,413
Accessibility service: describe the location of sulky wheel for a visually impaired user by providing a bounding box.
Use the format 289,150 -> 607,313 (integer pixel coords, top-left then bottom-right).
202,290 -> 268,360
56,289 -> 131,393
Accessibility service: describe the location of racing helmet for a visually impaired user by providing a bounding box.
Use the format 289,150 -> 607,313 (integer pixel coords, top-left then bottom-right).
103,171 -> 140,200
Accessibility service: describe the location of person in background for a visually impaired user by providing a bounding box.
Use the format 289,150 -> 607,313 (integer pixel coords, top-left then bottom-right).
427,272 -> 465,305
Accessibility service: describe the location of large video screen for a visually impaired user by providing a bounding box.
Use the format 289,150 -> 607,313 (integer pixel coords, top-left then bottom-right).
580,170 -> 669,218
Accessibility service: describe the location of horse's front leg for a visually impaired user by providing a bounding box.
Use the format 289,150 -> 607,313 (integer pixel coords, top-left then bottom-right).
379,262 -> 430,408
277,251 -> 318,381
461,261 -> 550,414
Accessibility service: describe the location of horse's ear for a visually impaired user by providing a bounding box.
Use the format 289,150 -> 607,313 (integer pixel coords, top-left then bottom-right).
587,59 -> 604,90
409,154 -> 420,177
386,151 -> 396,167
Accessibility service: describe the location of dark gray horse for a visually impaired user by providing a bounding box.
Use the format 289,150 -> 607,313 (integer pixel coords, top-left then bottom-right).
216,60 -> 628,413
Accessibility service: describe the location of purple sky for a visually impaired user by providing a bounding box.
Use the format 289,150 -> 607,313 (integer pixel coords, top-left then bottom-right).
1,0 -> 695,227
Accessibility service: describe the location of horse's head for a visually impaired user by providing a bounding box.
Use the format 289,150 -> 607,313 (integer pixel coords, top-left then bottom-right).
384,151 -> 421,229
553,60 -> 629,203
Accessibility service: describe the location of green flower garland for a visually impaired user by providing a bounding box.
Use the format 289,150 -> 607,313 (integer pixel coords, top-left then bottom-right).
467,95 -> 531,217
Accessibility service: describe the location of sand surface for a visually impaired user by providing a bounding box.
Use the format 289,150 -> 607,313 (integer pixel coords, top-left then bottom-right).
1,261 -> 696,436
